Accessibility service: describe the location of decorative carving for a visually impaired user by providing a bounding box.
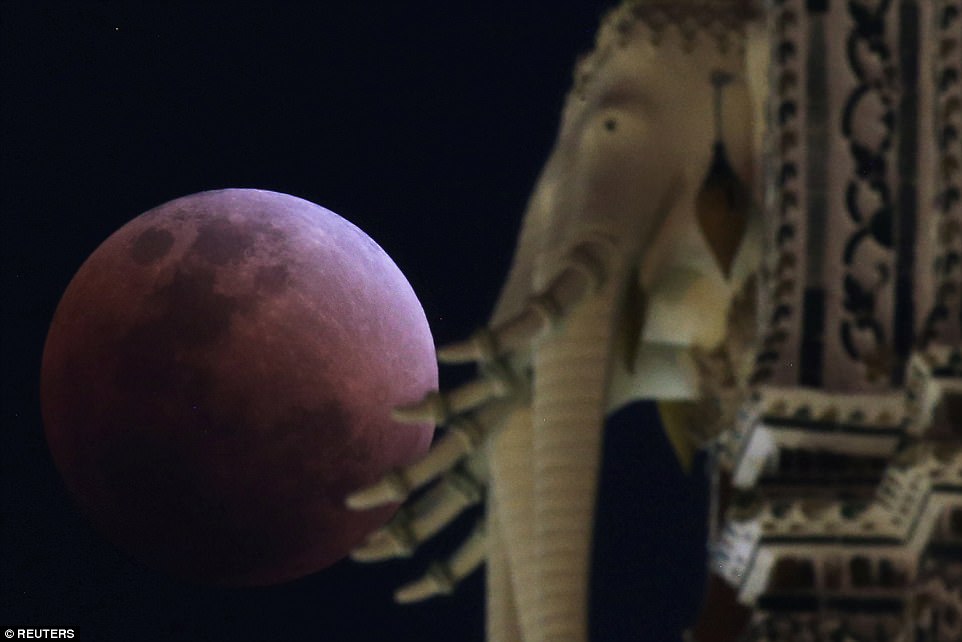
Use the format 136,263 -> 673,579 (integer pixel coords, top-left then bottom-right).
921,1 -> 962,347
752,0 -> 809,388
624,0 -> 753,53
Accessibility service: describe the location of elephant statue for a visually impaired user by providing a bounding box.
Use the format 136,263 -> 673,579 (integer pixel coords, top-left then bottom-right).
349,0 -> 962,639
347,2 -> 767,641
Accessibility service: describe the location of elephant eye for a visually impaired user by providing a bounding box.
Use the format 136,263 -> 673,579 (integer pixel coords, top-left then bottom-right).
604,118 -> 617,132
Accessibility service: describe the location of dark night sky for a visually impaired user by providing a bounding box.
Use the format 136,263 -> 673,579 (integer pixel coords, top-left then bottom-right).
2,3 -> 710,640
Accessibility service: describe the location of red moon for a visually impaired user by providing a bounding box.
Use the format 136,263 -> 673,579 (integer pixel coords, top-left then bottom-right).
40,189 -> 437,586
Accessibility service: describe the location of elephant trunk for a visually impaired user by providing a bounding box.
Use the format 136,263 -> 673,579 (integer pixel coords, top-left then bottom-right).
486,486 -> 521,642
532,282 -> 619,641
488,407 -> 541,642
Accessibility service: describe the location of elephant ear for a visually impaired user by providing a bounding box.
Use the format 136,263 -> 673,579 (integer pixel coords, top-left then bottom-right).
695,141 -> 751,278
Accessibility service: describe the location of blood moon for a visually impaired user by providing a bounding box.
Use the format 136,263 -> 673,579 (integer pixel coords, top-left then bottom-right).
41,189 -> 437,586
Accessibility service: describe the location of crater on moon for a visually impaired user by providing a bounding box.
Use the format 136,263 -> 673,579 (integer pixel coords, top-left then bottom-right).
130,227 -> 174,265
41,189 -> 437,585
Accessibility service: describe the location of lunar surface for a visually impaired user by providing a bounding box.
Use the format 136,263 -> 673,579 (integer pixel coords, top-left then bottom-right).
41,189 -> 437,585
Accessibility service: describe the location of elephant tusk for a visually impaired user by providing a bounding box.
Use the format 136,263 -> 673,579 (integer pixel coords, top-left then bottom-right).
350,460 -> 486,561
346,407 -> 493,510
391,390 -> 451,424
437,236 -> 616,365
393,522 -> 487,604
350,507 -> 418,560
437,326 -> 503,365
391,360 -> 526,425
344,468 -> 411,510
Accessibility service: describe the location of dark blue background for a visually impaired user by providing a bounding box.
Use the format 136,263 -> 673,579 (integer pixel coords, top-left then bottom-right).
2,3 -> 710,640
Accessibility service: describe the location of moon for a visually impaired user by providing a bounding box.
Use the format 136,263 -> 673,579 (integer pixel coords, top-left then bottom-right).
40,189 -> 437,586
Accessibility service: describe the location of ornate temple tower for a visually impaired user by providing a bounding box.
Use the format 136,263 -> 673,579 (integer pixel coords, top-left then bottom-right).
696,1 -> 962,640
